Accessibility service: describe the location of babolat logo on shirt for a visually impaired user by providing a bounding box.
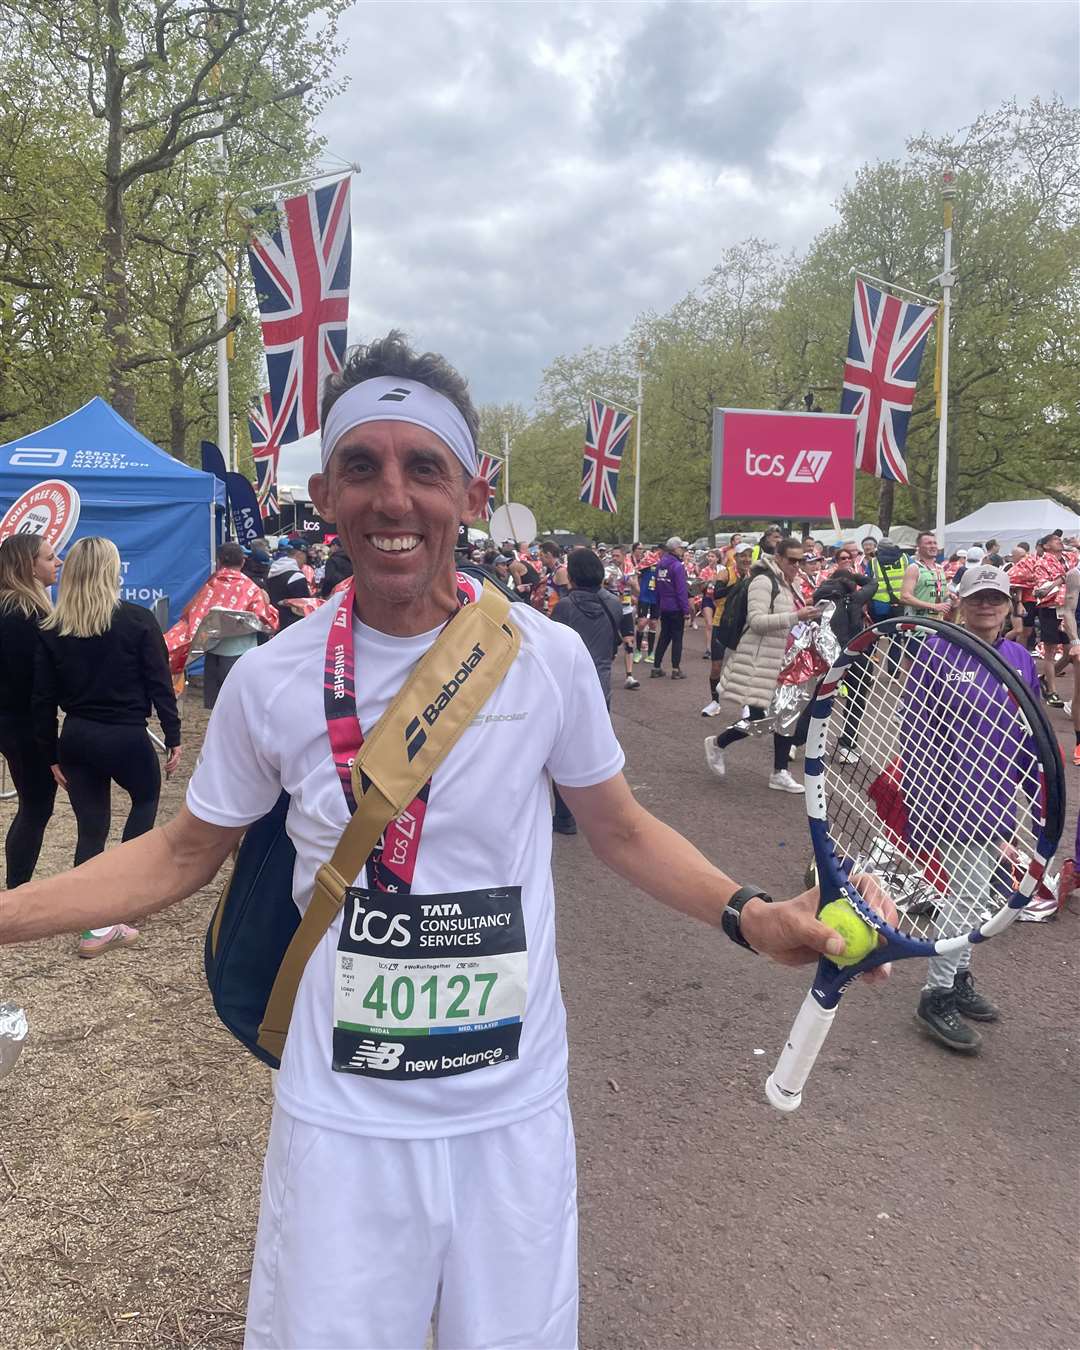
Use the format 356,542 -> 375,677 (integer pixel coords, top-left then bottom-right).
404,642 -> 485,761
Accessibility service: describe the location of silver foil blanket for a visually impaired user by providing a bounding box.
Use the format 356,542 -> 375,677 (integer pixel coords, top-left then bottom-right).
0,1002 -> 27,1080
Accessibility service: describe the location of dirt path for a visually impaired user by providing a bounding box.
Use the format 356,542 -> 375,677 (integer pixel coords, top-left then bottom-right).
1,630 -> 1077,1349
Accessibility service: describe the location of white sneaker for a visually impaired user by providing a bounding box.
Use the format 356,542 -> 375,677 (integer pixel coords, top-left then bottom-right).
835,744 -> 859,764
704,736 -> 726,778
701,699 -> 721,717
1064,700 -> 1073,718
769,769 -> 805,794
625,675 -> 640,689
741,706 -> 751,720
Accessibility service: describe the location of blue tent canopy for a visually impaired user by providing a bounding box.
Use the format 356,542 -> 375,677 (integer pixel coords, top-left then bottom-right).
0,397 -> 224,624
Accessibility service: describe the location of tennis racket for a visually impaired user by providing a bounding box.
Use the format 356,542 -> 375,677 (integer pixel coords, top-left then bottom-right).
765,617 -> 1065,1113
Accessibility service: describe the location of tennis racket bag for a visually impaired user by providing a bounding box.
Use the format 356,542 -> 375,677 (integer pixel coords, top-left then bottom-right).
203,583 -> 520,1069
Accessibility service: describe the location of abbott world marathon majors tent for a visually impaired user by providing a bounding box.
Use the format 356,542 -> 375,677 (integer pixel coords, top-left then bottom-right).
944,498 -> 1080,555
0,397 -> 223,624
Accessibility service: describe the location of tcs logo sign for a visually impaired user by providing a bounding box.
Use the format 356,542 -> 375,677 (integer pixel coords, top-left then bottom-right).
348,899 -> 410,948
744,448 -> 832,485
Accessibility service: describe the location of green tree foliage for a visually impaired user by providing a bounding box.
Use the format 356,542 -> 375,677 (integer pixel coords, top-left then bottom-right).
505,97 -> 1078,540
0,0 -> 345,458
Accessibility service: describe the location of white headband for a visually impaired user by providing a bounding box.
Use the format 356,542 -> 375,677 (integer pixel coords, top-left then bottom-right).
320,376 -> 478,476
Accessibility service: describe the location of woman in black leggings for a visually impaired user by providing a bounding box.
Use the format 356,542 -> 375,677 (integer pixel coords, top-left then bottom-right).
33,537 -> 181,958
0,534 -> 62,887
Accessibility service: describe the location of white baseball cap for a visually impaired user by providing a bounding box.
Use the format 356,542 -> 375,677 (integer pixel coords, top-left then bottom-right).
957,565 -> 1011,599
965,544 -> 984,564
666,536 -> 688,549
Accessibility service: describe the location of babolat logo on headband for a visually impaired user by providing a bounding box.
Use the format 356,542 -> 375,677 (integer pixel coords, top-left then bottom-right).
404,642 -> 485,761
320,375 -> 478,476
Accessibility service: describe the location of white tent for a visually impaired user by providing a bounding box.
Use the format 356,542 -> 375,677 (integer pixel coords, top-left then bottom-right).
943,498 -> 1080,554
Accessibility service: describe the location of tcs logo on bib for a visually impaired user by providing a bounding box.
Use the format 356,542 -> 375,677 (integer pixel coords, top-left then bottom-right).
348,900 -> 410,947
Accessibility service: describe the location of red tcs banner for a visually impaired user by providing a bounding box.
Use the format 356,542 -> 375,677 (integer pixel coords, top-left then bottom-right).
710,409 -> 857,520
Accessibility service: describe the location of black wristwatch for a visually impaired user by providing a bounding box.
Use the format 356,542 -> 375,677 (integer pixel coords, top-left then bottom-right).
721,885 -> 773,953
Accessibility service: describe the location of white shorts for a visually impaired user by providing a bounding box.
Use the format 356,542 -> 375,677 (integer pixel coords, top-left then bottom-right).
245,1096 -> 578,1350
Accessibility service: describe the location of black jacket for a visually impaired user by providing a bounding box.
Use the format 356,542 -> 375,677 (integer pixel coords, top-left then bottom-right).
0,607 -> 45,720
320,549 -> 353,598
243,552 -> 271,588
551,588 -> 625,702
266,560 -> 311,629
33,601 -> 181,760
813,573 -> 877,649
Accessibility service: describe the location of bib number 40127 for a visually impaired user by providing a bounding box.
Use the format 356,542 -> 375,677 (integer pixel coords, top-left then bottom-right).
361,971 -> 499,1023
333,886 -> 528,1080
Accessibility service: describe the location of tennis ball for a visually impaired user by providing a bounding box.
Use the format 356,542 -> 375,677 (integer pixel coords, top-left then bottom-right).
818,899 -> 879,967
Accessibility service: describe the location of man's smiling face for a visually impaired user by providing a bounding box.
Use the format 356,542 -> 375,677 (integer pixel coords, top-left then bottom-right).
309,418 -> 488,631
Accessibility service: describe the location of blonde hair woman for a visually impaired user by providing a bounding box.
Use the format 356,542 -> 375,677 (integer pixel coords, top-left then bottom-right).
33,537 -> 182,958
0,534 -> 61,886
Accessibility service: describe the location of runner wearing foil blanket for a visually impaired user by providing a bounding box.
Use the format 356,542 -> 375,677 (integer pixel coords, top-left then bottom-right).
901,566 -> 1041,1054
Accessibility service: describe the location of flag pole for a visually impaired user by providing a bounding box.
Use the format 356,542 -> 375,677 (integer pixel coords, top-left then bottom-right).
632,340 -> 644,542
502,428 -> 510,505
933,172 -> 956,542
214,136 -> 233,470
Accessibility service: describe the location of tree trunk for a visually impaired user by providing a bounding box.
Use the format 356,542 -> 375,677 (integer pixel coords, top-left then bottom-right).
101,0 -> 135,421
168,359 -> 187,457
877,479 -> 894,534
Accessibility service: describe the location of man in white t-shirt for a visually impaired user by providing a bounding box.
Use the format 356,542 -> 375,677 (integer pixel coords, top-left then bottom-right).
0,331 -> 892,1350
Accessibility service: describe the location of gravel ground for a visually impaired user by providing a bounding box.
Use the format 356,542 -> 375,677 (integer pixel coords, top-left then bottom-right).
1,627 -> 1077,1350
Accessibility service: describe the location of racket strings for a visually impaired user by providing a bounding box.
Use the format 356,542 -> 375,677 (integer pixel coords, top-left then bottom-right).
823,630 -> 1046,943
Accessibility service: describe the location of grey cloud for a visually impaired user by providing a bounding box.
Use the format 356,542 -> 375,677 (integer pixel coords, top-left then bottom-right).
594,2 -> 804,167
270,1 -> 1077,488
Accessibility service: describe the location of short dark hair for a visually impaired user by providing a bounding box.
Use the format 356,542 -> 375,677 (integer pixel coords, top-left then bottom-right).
567,548 -> 604,590
321,329 -> 480,447
539,541 -> 561,558
217,542 -> 245,568
1016,541 -> 1030,552
916,530 -> 936,545
775,536 -> 803,559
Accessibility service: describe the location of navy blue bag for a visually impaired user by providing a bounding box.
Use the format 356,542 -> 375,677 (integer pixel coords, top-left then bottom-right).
204,791 -> 298,1069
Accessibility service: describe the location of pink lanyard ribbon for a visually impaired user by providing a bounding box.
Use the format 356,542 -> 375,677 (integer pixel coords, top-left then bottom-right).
322,574 -> 481,893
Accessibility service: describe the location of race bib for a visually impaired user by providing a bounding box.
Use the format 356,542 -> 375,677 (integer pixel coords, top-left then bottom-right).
333,887 -> 527,1080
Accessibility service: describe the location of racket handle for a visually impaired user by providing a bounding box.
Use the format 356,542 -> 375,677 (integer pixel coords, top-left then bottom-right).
765,992 -> 837,1113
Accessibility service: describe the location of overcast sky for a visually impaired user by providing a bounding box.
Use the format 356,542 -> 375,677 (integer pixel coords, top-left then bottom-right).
277,0 -> 1078,487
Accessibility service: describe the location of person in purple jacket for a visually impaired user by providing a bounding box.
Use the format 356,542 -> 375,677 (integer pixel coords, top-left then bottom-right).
650,536 -> 690,680
901,566 -> 1042,1053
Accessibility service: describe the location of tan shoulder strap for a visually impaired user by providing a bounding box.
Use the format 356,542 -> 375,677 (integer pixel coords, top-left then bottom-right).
257,583 -> 520,1061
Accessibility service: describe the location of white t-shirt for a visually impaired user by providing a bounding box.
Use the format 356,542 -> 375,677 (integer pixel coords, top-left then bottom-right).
187,595 -> 623,1139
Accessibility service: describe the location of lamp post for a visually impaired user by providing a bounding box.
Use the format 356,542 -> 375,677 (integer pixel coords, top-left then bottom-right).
933,171 -> 957,540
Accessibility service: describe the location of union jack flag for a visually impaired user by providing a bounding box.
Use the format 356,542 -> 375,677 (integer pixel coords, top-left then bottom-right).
246,176 -> 352,444
840,278 -> 937,483
248,392 -> 285,520
476,452 -> 503,521
580,396 -> 633,513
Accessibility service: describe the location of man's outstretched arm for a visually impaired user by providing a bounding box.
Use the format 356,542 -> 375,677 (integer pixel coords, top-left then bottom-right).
558,772 -> 894,969
0,808 -> 246,945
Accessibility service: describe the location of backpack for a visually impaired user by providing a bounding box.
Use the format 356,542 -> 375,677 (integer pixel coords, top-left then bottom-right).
714,565 -> 779,651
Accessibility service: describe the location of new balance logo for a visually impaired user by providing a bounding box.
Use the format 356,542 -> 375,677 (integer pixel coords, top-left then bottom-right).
348,1040 -> 405,1072
378,387 -> 412,402
787,449 -> 832,484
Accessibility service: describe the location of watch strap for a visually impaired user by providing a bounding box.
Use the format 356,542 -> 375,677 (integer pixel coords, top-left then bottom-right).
721,885 -> 773,953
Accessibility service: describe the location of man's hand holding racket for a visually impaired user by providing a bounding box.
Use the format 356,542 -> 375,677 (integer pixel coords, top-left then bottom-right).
743,875 -> 896,981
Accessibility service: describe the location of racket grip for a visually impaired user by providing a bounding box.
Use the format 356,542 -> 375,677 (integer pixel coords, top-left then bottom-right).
764,992 -> 837,1113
